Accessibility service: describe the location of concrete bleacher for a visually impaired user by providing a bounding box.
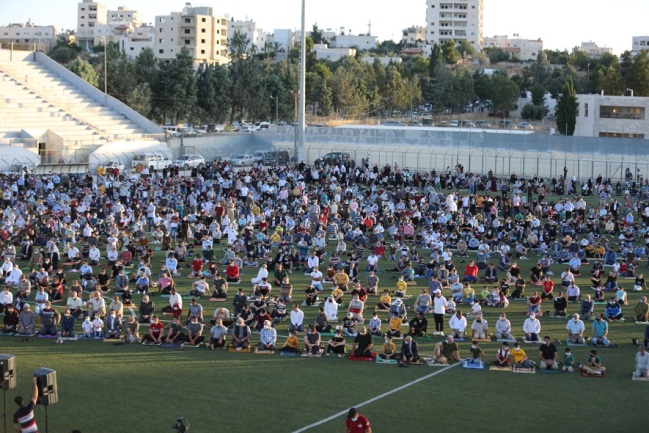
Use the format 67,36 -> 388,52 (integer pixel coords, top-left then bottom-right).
0,51 -> 160,150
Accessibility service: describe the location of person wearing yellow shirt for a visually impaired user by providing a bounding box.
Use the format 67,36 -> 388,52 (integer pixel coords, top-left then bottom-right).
386,311 -> 402,338
377,290 -> 391,310
280,331 -> 300,355
379,335 -> 397,360
510,342 -> 534,368
332,269 -> 350,292
331,287 -> 344,304
395,276 -> 408,297
463,284 -> 476,304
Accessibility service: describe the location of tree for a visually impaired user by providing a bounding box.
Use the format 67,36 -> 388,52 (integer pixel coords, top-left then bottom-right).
311,24 -> 325,45
488,48 -> 509,64
428,43 -> 443,77
531,83 -> 546,106
442,39 -> 459,64
228,30 -> 264,122
556,75 -> 578,136
487,75 -> 520,114
66,58 -> 98,86
597,63 -> 623,96
456,40 -> 476,59
161,47 -> 198,124
521,103 -> 547,120
625,49 -> 649,96
50,45 -> 79,64
126,82 -> 152,117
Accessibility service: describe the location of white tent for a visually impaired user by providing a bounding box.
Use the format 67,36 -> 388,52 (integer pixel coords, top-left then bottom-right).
0,146 -> 41,172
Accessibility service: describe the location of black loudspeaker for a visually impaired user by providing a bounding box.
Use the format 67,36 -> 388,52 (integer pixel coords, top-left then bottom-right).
0,354 -> 16,390
34,368 -> 57,406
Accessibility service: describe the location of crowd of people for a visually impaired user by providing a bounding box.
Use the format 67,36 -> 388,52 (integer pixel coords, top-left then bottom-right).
0,158 -> 647,378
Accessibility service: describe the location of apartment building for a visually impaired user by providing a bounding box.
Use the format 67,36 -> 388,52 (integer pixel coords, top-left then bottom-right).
228,19 -> 266,52
402,26 -> 426,46
154,4 -> 229,66
426,0 -> 483,53
575,93 -> 648,139
77,0 -> 107,51
0,22 -> 57,53
580,41 -> 613,59
632,36 -> 649,55
483,35 -> 543,61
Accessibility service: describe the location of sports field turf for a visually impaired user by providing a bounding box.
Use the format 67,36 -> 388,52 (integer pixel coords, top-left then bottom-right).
2,192 -> 648,432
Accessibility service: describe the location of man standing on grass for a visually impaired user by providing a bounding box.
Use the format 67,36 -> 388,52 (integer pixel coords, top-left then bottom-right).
346,407 -> 371,433
13,377 -> 39,433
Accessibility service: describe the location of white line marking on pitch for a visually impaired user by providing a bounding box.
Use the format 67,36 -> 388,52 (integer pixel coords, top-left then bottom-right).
291,362 -> 460,433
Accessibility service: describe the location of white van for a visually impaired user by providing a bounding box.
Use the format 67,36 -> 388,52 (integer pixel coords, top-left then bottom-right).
131,153 -> 171,172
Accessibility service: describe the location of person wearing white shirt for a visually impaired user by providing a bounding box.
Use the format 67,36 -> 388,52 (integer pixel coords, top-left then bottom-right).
306,253 -> 320,273
0,286 -> 13,310
324,296 -> 339,321
448,310 -> 467,338
523,313 -> 541,342
166,255 -> 178,275
566,313 -> 586,344
495,313 -> 515,341
0,258 -> 13,276
432,290 -> 448,336
5,265 -> 22,287
250,264 -> 269,285
289,303 -> 305,333
366,253 -> 379,272
162,288 -> 183,315
310,268 -> 324,292
634,345 -> 649,378
88,246 -> 101,265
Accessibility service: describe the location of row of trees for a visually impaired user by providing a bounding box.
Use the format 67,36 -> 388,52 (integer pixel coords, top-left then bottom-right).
50,31 -> 649,131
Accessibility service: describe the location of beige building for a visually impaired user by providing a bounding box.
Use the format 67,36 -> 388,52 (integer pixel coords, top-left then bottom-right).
483,35 -> 543,61
313,44 -> 355,61
575,93 -> 648,139
580,41 -> 613,59
155,4 -> 229,66
77,0 -> 107,51
0,22 -> 57,53
426,0 -> 483,53
402,26 -> 426,46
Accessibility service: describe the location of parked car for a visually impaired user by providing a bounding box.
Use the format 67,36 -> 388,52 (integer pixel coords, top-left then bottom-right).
438,121 -> 449,127
239,126 -> 255,134
459,120 -> 475,128
315,152 -> 351,166
518,121 -> 534,129
261,150 -> 290,166
382,121 -> 407,126
475,120 -> 491,128
499,119 -> 515,128
231,154 -> 256,166
173,154 -> 205,170
131,153 -> 171,172
102,161 -> 125,172
449,120 -> 459,127
252,150 -> 270,164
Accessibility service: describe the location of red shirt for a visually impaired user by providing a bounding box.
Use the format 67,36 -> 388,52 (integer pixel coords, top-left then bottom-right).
464,264 -> 478,278
542,280 -> 554,294
226,264 -> 240,278
149,322 -> 164,337
346,415 -> 371,433
192,258 -> 204,272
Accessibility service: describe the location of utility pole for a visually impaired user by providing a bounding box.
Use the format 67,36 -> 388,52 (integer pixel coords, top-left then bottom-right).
297,0 -> 307,163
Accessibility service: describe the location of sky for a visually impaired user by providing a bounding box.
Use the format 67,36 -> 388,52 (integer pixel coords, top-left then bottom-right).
2,0 -> 648,55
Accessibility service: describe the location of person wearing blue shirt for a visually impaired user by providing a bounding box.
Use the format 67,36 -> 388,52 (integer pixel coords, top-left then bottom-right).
605,297 -> 624,321
592,314 -> 610,347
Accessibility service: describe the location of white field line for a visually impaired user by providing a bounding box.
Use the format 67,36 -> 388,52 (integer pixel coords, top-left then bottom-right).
291,362 -> 460,433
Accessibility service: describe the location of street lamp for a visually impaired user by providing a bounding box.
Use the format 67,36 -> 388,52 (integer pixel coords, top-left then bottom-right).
270,95 -> 279,124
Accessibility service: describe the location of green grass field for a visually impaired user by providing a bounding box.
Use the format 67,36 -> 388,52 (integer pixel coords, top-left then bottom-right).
2,194 -> 649,432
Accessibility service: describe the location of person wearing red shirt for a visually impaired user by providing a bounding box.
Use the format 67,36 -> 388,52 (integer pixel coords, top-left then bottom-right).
541,276 -> 554,301
463,260 -> 479,283
346,408 -> 371,433
190,257 -> 204,277
226,260 -> 240,283
141,316 -> 165,344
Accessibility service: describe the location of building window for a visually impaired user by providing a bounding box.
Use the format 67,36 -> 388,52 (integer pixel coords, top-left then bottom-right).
584,103 -> 589,117
130,47 -> 134,51
159,39 -> 163,43
202,18 -> 206,22
159,49 -> 164,54
184,18 -> 191,23
600,105 -> 645,120
80,16 -> 85,19
185,39 -> 190,44
201,49 -> 205,54
201,39 -> 205,43
201,28 -> 206,33
159,17 -> 165,23
184,29 -> 190,34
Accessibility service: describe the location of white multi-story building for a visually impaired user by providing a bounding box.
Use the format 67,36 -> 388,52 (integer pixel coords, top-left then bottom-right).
154,4 -> 229,66
575,93 -> 648,139
426,0 -> 483,53
580,41 -> 613,59
483,35 -> 543,61
271,29 -> 294,52
228,19 -> 266,52
313,44 -> 355,61
0,22 -> 57,53
120,25 -> 155,59
402,26 -> 426,46
632,36 -> 649,55
77,0 -> 107,51
107,7 -> 142,27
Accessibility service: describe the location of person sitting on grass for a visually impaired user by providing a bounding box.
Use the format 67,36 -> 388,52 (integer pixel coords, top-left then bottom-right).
389,298 -> 407,322
470,314 -> 489,340
257,320 -> 276,351
385,311 -> 402,339
432,335 -> 460,364
398,335 -> 419,367
315,307 -> 332,333
208,318 -> 228,350
304,324 -> 322,356
188,276 -> 209,297
347,294 -> 365,324
581,349 -> 606,376
539,335 -> 558,370
592,314 -> 610,347
580,295 -> 594,320
2,304 -> 19,334
209,273 -> 228,302
523,313 -> 541,342
326,328 -> 346,357
280,331 -> 300,355
448,310 -> 468,339
231,317 -> 251,350
634,345 -> 649,378
38,301 -> 60,336
164,315 -> 185,344
527,291 -> 542,316
368,312 -> 382,337
141,315 -> 164,345
408,312 -> 428,338
139,295 -> 155,324
377,290 -> 391,310
493,342 -> 511,367
104,310 -> 122,339
495,312 -> 515,341
377,334 -> 397,360
124,315 -> 140,343
605,297 -> 624,321
634,296 -> 649,322
566,313 -> 586,344
510,342 -> 533,368
352,326 -> 373,357
561,348 -> 576,372
553,292 -> 568,317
